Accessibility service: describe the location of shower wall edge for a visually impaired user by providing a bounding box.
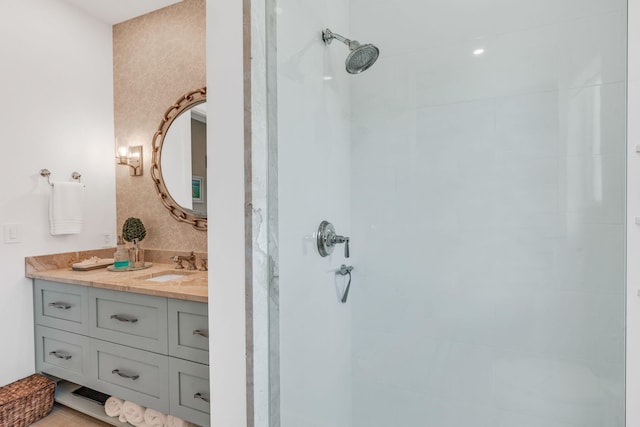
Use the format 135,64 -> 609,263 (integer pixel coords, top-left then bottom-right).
248,0 -> 280,426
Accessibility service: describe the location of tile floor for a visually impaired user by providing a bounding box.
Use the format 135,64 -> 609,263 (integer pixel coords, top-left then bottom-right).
31,403 -> 112,426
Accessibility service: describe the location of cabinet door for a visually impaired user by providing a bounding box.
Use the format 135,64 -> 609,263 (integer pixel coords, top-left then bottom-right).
35,325 -> 93,386
90,338 -> 169,413
34,280 -> 89,334
169,357 -> 210,427
89,288 -> 168,354
168,299 -> 209,365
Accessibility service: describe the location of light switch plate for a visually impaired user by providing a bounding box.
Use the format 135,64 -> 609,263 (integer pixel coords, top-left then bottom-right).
4,223 -> 21,244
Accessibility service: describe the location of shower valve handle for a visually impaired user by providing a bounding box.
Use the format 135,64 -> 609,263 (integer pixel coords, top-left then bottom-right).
317,221 -> 350,258
332,235 -> 350,258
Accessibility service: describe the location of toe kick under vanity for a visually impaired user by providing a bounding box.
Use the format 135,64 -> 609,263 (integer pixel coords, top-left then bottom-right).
25,249 -> 210,427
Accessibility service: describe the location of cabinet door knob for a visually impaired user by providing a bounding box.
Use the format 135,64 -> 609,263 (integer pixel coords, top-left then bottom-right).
48,302 -> 72,310
49,350 -> 72,360
194,392 -> 210,403
110,314 -> 138,323
111,369 -> 139,380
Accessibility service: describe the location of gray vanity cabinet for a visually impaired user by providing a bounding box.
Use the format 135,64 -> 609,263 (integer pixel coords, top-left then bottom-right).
33,279 -> 210,427
169,357 -> 210,426
34,280 -> 89,334
168,299 -> 209,365
35,325 -> 93,386
91,339 -> 170,411
90,288 -> 168,354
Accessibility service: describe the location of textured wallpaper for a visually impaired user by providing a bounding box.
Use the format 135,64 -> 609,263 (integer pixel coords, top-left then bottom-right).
113,0 -> 207,252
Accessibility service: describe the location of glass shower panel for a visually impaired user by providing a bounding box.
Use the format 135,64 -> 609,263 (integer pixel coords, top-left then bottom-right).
275,0 -> 626,426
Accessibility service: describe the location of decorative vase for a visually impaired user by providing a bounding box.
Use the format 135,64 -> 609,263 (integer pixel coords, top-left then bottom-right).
128,240 -> 145,268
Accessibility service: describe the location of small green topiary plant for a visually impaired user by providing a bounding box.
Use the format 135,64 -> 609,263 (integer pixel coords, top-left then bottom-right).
122,217 -> 146,243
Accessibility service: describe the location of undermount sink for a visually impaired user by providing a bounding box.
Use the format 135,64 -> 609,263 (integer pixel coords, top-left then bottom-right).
144,271 -> 196,282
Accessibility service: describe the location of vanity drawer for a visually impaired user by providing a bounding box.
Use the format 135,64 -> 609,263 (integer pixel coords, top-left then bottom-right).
34,280 -> 89,334
168,299 -> 209,364
169,357 -> 210,427
89,288 -> 168,354
91,339 -> 169,412
35,325 -> 92,385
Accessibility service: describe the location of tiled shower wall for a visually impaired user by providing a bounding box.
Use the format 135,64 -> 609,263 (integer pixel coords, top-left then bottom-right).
113,0 -> 206,252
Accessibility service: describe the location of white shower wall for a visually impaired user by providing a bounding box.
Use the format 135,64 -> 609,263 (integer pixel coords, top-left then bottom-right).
349,0 -> 626,426
276,0 -> 353,425
277,0 -> 626,425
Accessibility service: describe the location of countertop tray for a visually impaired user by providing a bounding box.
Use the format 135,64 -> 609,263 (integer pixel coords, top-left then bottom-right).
107,262 -> 153,272
71,258 -> 114,271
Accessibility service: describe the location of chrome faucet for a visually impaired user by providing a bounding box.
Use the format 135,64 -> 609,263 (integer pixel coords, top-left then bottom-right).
170,251 -> 197,270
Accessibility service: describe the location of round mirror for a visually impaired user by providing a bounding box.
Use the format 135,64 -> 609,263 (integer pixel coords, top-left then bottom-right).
151,87 -> 207,231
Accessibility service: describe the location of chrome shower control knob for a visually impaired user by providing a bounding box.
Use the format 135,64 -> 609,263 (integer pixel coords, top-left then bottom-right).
317,220 -> 350,258
317,221 -> 336,257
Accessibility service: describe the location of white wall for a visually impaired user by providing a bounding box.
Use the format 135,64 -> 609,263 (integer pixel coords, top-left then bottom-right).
0,0 -> 116,387
206,0 -> 248,425
276,0 -> 353,426
350,0 -> 626,426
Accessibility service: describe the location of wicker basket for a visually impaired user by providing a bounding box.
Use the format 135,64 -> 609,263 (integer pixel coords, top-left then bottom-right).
0,374 -> 55,427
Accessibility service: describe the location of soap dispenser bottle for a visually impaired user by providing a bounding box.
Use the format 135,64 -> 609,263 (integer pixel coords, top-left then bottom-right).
113,235 -> 129,270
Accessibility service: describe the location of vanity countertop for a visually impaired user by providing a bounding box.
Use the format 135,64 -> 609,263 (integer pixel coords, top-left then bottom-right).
25,248 -> 208,303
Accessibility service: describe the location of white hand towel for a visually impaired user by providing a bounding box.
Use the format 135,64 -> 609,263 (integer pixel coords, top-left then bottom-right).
123,400 -> 147,426
49,181 -> 84,235
104,396 -> 124,417
167,415 -> 195,427
144,408 -> 168,427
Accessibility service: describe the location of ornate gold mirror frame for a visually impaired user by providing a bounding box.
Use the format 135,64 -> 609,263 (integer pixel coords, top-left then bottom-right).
151,87 -> 207,231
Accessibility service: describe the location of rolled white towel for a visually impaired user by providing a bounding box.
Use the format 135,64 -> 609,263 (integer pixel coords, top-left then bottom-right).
123,400 -> 147,426
104,396 -> 124,417
144,408 -> 168,427
167,415 -> 196,427
119,412 -> 128,423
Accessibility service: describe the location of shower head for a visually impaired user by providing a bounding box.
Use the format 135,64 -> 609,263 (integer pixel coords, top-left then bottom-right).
322,28 -> 379,74
345,44 -> 379,74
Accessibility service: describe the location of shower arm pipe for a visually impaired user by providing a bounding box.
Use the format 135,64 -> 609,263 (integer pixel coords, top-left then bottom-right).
322,29 -> 360,50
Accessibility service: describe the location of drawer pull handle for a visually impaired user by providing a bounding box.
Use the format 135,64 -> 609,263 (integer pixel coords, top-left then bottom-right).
192,329 -> 209,338
112,369 -> 139,380
110,314 -> 138,323
49,351 -> 72,360
194,392 -> 210,403
48,302 -> 72,310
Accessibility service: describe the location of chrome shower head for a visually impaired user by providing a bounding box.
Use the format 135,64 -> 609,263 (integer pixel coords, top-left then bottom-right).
345,44 -> 379,74
322,28 -> 379,74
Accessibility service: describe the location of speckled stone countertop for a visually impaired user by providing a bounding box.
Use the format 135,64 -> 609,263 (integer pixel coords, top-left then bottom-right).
25,248 -> 208,303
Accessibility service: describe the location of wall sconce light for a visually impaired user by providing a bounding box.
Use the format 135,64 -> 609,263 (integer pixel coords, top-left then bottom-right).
116,145 -> 143,176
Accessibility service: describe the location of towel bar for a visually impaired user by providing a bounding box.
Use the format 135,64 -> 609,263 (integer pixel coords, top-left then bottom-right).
39,169 -> 82,185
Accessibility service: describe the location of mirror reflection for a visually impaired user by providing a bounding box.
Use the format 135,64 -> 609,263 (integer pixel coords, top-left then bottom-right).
151,87 -> 206,230
161,101 -> 207,215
